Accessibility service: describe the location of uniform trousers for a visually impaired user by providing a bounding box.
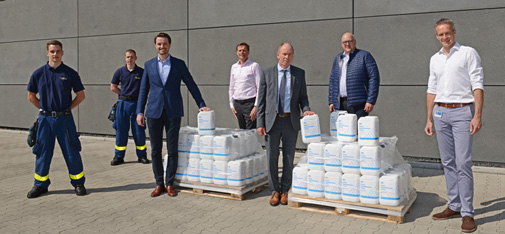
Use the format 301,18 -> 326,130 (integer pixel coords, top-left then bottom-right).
113,99 -> 146,158
265,116 -> 298,193
147,109 -> 181,186
433,104 -> 475,217
32,113 -> 85,188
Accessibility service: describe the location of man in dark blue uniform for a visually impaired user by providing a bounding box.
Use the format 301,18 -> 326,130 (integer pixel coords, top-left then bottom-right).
110,49 -> 149,166
26,40 -> 87,198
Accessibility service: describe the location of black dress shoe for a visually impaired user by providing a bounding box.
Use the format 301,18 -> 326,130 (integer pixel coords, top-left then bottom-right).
27,186 -> 48,198
110,157 -> 124,166
75,184 -> 87,196
138,156 -> 150,164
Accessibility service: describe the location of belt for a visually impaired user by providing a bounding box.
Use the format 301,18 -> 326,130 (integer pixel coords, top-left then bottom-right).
436,102 -> 472,108
119,96 -> 138,101
276,113 -> 291,117
39,110 -> 70,117
234,97 -> 256,104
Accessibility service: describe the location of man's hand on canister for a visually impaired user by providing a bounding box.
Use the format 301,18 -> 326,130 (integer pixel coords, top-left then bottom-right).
304,110 -> 315,116
199,106 -> 211,112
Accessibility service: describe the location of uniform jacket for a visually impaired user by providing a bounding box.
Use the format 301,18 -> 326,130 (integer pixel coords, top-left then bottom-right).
136,56 -> 205,118
257,65 -> 310,132
328,48 -> 380,109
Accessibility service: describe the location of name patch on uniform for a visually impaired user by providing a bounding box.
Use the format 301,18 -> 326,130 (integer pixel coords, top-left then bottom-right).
135,77 -> 141,79
59,77 -> 68,80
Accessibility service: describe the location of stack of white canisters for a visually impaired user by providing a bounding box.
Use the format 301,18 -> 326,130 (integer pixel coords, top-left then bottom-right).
164,112 -> 268,187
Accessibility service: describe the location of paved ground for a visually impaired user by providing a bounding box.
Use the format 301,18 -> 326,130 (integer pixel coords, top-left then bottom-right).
0,129 -> 504,234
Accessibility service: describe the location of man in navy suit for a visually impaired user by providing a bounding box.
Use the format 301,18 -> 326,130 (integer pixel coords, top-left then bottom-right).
137,32 -> 211,197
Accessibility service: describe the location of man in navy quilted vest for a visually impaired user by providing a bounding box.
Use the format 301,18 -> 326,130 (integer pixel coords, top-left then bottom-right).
328,32 -> 380,118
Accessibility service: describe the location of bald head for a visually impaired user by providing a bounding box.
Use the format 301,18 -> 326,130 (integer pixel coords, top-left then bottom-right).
341,32 -> 356,55
277,42 -> 294,69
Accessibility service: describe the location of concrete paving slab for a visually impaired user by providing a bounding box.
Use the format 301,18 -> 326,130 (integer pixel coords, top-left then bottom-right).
0,129 -> 504,233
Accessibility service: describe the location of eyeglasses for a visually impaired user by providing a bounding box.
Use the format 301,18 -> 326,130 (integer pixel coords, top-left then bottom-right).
342,40 -> 355,45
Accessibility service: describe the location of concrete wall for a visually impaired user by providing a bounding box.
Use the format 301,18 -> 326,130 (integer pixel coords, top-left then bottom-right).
1,0 -> 504,163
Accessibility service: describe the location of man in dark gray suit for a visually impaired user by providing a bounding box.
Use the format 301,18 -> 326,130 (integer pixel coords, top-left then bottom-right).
257,43 -> 315,206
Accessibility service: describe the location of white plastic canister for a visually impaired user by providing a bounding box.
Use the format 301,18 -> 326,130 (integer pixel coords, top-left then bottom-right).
198,110 -> 215,135
199,135 -> 214,160
178,132 -> 189,157
187,158 -> 201,182
307,169 -> 325,198
324,171 -> 342,200
292,166 -> 309,195
380,171 -> 402,206
342,173 -> 360,202
337,114 -> 357,142
199,159 -> 214,184
360,175 -> 380,204
360,146 -> 381,176
187,134 -> 200,158
330,111 -> 348,137
244,157 -> 254,184
342,143 -> 361,174
213,135 -> 233,161
213,160 -> 228,185
175,155 -> 189,181
324,142 -> 344,172
307,142 -> 326,171
300,114 -> 322,143
227,160 -> 247,186
358,116 -> 380,146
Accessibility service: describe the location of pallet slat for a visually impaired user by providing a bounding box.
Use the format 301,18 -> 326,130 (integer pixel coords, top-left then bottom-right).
288,189 -> 417,223
175,178 -> 267,201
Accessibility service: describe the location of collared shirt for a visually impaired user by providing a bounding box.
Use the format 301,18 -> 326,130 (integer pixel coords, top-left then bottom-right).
157,55 -> 171,86
339,53 -> 350,97
427,42 -> 484,103
228,59 -> 262,108
111,64 -> 144,97
27,62 -> 85,112
277,64 -> 291,113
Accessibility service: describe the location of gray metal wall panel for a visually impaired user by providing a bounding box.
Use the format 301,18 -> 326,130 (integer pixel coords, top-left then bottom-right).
0,39 -> 78,84
188,0 -> 352,28
188,20 -> 352,85
78,0 -> 187,36
0,86 -> 40,129
78,86 -> 189,134
355,0 -> 505,17
78,32 -> 187,85
355,9 -> 505,86
0,0 -> 78,42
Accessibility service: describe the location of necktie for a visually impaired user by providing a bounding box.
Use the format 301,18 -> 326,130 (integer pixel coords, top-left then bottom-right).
278,70 -> 287,115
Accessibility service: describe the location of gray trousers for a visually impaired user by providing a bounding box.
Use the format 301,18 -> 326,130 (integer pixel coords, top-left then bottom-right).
433,104 -> 475,217
265,116 -> 298,193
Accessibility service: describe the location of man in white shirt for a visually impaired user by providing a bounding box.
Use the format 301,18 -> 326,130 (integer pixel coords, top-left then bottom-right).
229,42 -> 262,129
425,18 -> 484,233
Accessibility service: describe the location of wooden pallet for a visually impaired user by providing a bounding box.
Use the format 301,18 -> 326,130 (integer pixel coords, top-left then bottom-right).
288,189 -> 417,223
174,178 -> 267,201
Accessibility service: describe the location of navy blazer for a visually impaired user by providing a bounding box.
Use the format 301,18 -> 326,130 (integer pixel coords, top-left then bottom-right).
136,56 -> 206,118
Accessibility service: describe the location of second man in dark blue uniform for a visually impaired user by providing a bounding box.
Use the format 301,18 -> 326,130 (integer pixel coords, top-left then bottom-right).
110,49 -> 149,165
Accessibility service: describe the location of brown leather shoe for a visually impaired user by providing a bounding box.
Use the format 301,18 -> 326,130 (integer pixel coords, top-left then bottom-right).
461,216 -> 476,233
167,185 -> 177,197
150,185 -> 166,197
269,192 -> 280,206
280,192 -> 288,205
432,207 -> 461,220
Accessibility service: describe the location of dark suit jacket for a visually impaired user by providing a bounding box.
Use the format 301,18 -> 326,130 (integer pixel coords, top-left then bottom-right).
136,56 -> 206,118
257,65 -> 310,132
